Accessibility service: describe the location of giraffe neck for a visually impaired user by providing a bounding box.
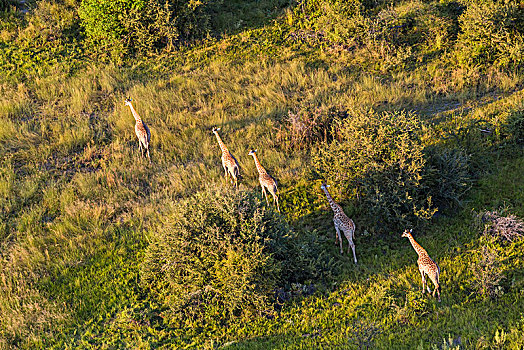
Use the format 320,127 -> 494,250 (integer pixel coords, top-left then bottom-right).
127,104 -> 143,123
407,234 -> 427,256
252,154 -> 267,175
214,133 -> 229,153
321,187 -> 341,214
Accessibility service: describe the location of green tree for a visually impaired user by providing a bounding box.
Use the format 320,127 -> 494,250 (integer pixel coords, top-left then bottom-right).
78,0 -> 216,60
313,109 -> 435,234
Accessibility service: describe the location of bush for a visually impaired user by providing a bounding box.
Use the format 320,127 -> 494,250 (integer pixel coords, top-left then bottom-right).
424,146 -> 472,211
313,109 -> 436,234
290,0 -> 452,71
275,106 -> 343,151
18,0 -> 80,45
471,246 -> 504,299
0,0 -> 17,12
140,186 -> 332,328
506,111 -> 524,145
456,1 -> 524,68
78,0 -> 217,60
478,210 -> 524,243
290,0 -> 363,43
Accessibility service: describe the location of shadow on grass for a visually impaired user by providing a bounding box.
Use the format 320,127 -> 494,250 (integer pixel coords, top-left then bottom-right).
209,0 -> 293,38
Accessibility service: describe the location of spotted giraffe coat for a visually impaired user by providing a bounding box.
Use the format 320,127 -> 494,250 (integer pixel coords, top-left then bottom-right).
402,229 -> 441,301
321,183 -> 357,263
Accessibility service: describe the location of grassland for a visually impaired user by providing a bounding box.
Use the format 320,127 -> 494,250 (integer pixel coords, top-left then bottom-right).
1,0 -> 524,348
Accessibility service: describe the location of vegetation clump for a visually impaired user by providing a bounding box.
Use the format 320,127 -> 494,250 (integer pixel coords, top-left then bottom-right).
424,146 -> 472,211
313,109 -> 435,233
0,0 -> 17,12
456,1 -> 524,68
140,185 -> 329,329
471,246 -> 505,299
78,0 -> 219,60
479,210 -> 524,243
276,106 -> 342,150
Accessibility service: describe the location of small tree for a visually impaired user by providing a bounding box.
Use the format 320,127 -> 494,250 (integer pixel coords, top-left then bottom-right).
456,2 -> 524,68
471,246 -> 504,299
140,185 -> 328,328
313,109 -> 435,234
78,0 -> 217,60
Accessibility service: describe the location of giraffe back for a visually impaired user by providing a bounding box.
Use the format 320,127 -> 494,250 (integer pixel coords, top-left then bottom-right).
418,253 -> 439,276
222,151 -> 239,169
259,172 -> 277,188
135,121 -> 150,144
334,211 -> 355,235
258,173 -> 277,185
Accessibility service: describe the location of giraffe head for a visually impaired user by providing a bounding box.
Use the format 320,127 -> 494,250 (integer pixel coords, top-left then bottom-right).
248,149 -> 258,157
124,98 -> 132,106
401,229 -> 413,238
212,127 -> 221,134
320,182 -> 330,191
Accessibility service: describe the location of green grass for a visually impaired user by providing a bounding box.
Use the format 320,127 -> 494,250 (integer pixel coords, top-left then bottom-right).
1,0 -> 524,348
221,156 -> 524,349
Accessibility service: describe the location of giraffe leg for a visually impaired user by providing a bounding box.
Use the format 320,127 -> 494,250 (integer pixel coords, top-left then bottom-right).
227,168 -> 234,184
335,226 -> 343,254
146,146 -> 151,164
138,141 -> 143,156
234,166 -> 240,189
425,272 -> 433,294
348,238 -> 357,264
269,188 -> 280,212
262,186 -> 269,205
420,270 -> 426,293
431,275 -> 441,301
434,282 -> 441,302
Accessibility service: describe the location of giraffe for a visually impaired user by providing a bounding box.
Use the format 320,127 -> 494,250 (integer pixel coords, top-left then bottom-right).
320,183 -> 357,263
212,127 -> 241,188
124,98 -> 151,163
248,149 -> 280,212
402,229 -> 441,301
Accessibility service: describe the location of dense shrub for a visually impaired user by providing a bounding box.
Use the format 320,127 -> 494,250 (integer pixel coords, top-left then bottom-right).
456,1 -> 524,68
290,0 -> 363,43
313,109 -> 436,234
478,210 -> 524,243
276,106 -> 343,151
0,0 -> 82,80
141,186 -> 334,328
18,0 -> 80,45
505,111 -> 524,145
360,2 -> 451,66
471,246 -> 505,299
0,0 -> 17,12
424,146 -> 472,211
78,0 -> 217,60
290,0 -> 451,70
